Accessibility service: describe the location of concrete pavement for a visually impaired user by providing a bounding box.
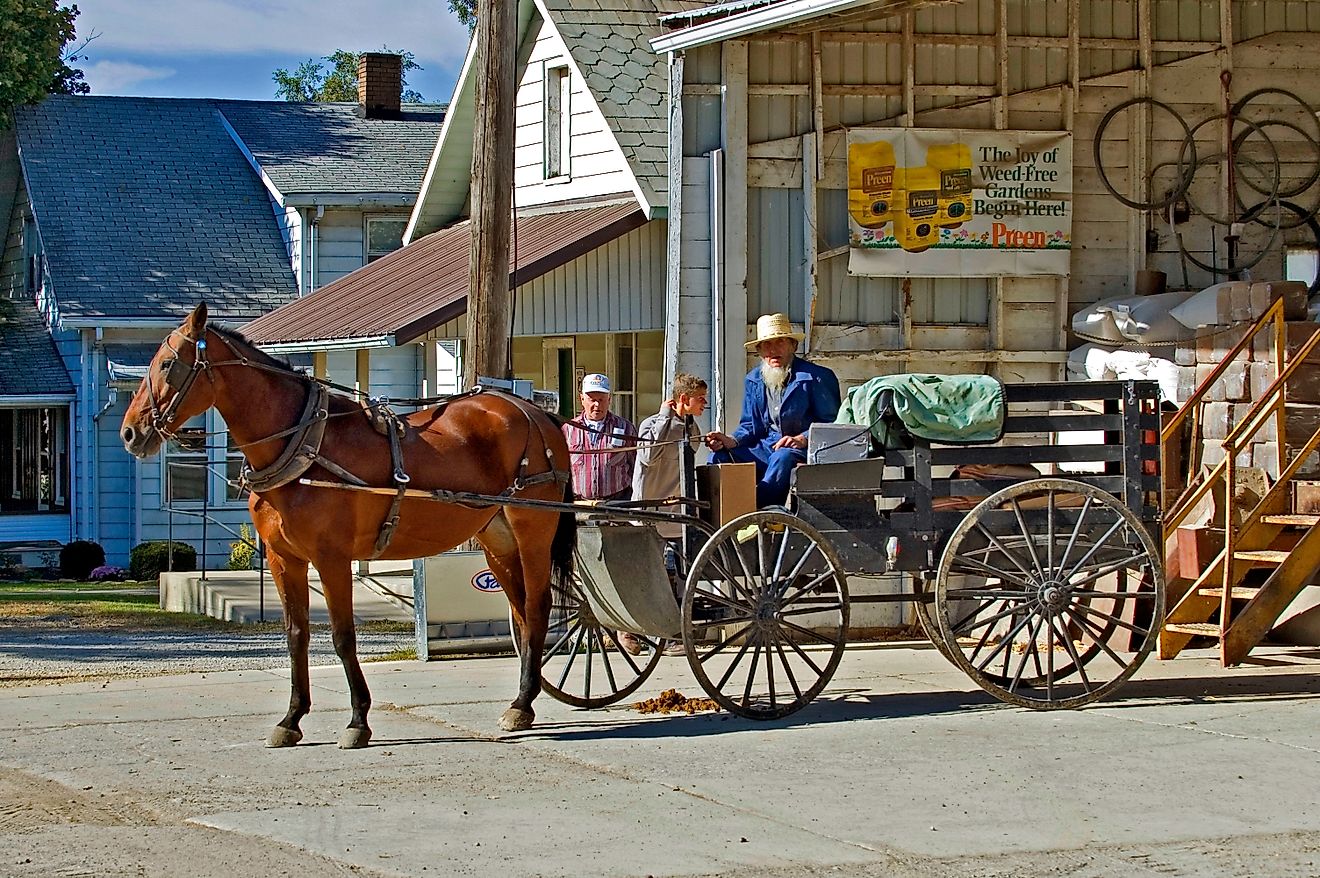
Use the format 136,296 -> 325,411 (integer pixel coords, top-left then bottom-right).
3,644 -> 1320,876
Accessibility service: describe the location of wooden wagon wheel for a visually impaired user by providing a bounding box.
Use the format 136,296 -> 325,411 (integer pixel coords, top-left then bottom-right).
682,510 -> 849,720
933,478 -> 1163,710
513,568 -> 662,708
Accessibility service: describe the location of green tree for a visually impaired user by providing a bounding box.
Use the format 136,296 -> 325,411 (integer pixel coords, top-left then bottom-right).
448,0 -> 477,32
273,49 -> 424,103
0,0 -> 93,124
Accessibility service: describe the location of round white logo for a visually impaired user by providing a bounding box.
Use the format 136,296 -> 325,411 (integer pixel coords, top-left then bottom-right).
471,570 -> 502,593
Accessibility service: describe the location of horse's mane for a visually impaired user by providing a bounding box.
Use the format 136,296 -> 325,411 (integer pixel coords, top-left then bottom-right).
211,325 -> 300,376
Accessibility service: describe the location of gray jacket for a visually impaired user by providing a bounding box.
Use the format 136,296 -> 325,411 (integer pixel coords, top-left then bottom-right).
632,405 -> 700,537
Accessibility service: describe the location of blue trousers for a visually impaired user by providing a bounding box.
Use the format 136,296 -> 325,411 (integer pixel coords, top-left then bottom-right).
709,440 -> 806,508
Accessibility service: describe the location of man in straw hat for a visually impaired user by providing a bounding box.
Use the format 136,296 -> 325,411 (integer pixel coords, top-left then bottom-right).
705,313 -> 841,507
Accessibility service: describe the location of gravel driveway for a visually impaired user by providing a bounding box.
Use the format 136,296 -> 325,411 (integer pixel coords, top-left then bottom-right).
0,624 -> 415,684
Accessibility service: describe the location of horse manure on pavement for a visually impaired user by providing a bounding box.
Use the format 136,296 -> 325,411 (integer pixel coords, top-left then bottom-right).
632,688 -> 720,714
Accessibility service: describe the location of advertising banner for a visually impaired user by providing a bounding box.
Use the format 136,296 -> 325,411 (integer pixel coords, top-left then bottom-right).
847,128 -> 1072,277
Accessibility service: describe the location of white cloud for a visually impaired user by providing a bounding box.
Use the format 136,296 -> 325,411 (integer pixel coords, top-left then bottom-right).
75,0 -> 470,67
84,60 -> 177,92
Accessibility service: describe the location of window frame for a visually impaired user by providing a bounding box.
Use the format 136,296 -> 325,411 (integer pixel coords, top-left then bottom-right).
160,412 -> 247,509
364,215 -> 409,264
543,63 -> 572,182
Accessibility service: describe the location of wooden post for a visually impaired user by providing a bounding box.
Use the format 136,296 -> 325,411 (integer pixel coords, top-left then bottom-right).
465,0 -> 517,387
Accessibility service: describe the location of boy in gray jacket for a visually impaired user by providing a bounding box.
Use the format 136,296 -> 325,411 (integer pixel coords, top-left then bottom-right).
617,373 -> 708,656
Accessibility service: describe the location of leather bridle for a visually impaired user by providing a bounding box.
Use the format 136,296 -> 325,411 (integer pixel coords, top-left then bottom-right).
144,328 -> 215,440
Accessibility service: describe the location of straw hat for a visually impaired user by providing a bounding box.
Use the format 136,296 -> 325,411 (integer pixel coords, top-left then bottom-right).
744,313 -> 806,351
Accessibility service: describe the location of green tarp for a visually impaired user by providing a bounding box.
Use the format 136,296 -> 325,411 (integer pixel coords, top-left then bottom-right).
836,373 -> 1006,447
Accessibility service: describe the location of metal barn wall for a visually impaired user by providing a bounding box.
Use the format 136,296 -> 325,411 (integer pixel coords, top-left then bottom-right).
674,0 -> 1320,404
513,219 -> 667,335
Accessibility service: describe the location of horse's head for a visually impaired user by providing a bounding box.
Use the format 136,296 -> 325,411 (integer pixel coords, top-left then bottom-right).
121,302 -> 219,458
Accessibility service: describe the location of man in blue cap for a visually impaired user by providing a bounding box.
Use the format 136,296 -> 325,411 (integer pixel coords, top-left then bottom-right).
705,313 -> 841,507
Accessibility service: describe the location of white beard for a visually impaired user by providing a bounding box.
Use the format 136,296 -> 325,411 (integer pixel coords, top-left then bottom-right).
760,361 -> 790,392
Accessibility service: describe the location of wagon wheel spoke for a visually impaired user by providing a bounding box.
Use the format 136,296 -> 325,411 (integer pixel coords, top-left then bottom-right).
1008,612 -> 1047,693
1067,607 -> 1130,669
698,621 -> 757,663
1047,614 -> 1093,694
715,633 -> 758,692
742,631 -> 764,709
950,555 -> 1038,591
779,570 -> 840,607
770,627 -> 804,702
685,511 -> 849,719
554,624 -> 587,691
974,522 -> 1037,579
936,479 -> 1163,709
535,565 -> 662,709
1071,602 -> 1151,638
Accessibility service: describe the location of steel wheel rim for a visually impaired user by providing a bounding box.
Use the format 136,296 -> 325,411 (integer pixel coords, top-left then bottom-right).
683,511 -> 849,720
934,478 -> 1163,710
521,570 -> 663,708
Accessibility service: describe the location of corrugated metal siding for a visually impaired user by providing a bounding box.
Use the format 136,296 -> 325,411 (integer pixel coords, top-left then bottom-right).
514,218 -> 666,334
747,187 -> 806,320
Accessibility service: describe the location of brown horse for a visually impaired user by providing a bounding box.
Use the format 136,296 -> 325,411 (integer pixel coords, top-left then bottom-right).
120,303 -> 573,747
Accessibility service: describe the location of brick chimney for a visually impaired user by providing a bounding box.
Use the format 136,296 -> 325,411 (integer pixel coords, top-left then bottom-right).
357,52 -> 403,119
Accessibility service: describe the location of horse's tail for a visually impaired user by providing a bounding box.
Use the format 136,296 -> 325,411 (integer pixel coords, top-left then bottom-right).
551,479 -> 576,587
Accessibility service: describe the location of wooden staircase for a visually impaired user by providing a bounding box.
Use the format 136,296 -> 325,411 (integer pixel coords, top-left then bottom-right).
1160,297 -> 1320,665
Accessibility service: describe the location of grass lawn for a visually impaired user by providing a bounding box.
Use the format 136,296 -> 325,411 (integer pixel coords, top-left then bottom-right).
0,580 -> 411,640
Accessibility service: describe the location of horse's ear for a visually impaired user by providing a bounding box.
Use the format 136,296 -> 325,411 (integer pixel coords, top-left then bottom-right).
186,301 -> 208,336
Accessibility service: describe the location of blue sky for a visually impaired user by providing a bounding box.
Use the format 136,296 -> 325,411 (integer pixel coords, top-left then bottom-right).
72,0 -> 470,104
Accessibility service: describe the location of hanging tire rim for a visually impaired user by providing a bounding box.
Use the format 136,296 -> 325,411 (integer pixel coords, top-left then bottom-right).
682,510 -> 849,720
513,569 -> 662,708
934,478 -> 1164,710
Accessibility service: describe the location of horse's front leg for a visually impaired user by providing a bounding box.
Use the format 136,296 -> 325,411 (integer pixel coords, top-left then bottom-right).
319,557 -> 372,749
267,551 -> 312,747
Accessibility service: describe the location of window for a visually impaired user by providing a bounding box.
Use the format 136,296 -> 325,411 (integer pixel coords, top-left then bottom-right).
164,416 -> 208,504
366,217 -> 408,263
544,64 -> 571,180
161,413 -> 247,506
612,336 -> 636,424
0,407 -> 67,513
22,216 -> 41,295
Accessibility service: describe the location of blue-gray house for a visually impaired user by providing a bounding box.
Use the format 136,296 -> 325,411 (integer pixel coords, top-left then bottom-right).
0,63 -> 444,568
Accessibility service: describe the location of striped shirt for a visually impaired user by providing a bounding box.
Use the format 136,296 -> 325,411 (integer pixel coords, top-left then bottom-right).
562,411 -> 637,500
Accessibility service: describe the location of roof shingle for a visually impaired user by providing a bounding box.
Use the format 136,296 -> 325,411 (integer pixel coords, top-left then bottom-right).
0,296 -> 73,397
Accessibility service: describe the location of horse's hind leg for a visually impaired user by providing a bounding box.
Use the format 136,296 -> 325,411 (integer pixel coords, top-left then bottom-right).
482,508 -> 557,732
315,558 -> 373,748
267,551 -> 312,748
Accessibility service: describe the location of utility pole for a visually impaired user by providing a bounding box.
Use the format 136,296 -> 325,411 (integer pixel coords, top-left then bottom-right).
465,0 -> 517,386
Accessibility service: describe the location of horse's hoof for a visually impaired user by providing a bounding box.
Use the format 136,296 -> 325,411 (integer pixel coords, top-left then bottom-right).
338,727 -> 372,749
267,726 -> 303,748
499,707 -> 535,732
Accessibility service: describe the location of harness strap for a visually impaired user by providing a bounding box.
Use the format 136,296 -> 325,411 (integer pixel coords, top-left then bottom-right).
244,383 -> 332,493
371,404 -> 411,559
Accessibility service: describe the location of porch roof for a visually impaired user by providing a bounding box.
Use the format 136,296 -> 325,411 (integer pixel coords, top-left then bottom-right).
0,297 -> 73,400
651,0 -> 959,52
242,198 -> 648,348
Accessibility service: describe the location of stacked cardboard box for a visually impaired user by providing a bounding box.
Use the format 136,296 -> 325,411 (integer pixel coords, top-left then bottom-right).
1173,281 -> 1319,480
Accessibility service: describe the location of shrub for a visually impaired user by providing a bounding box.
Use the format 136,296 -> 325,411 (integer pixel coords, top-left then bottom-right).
227,523 -> 257,571
89,565 -> 128,582
130,541 -> 197,581
60,540 -> 106,580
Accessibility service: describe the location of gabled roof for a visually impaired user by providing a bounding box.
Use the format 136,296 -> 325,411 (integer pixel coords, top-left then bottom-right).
13,95 -> 445,324
541,0 -> 703,210
409,0 -> 697,238
0,296 -> 73,399
216,101 -> 445,201
244,198 -> 647,349
14,95 -> 299,323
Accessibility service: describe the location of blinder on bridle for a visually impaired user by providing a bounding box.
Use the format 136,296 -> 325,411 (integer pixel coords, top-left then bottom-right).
145,329 -> 210,439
